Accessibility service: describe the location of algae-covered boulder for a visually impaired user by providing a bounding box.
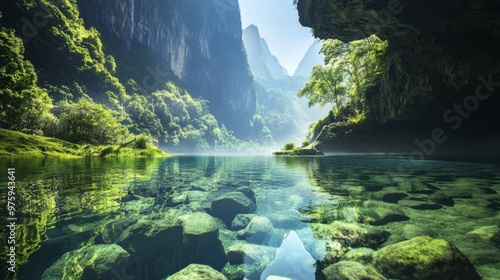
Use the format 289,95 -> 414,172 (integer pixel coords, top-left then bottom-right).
116,213 -> 184,279
340,248 -> 376,264
166,264 -> 227,280
179,212 -> 227,270
231,214 -> 255,230
211,192 -> 256,225
42,244 -> 129,280
467,226 -> 500,246
373,236 -> 481,280
322,261 -> 386,280
237,216 -> 274,243
226,242 -> 277,278
359,201 -> 409,225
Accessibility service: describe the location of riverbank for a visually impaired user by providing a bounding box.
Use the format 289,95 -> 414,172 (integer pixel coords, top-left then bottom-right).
0,129 -> 168,158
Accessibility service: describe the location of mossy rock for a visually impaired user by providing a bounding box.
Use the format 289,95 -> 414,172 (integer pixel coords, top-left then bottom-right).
359,201 -> 409,225
42,244 -> 130,280
373,236 -> 481,280
322,261 -> 386,280
340,248 -> 376,264
211,192 -> 256,225
237,216 -> 274,243
231,214 -> 256,230
466,226 -> 500,245
179,212 -> 227,270
165,264 -> 227,280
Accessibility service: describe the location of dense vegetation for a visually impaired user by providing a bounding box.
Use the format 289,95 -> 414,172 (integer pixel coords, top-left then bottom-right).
298,35 -> 387,141
0,1 -> 246,153
299,35 -> 387,122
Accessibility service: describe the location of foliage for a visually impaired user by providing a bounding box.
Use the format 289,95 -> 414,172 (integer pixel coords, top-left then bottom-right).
0,128 -> 167,158
55,98 -> 129,145
0,23 -> 54,133
284,142 -> 296,151
135,134 -> 151,149
301,140 -> 310,147
298,35 -> 387,119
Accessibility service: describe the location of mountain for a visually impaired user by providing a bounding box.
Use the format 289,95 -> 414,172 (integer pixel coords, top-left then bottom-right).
293,40 -> 324,77
77,0 -> 255,137
242,25 -> 288,81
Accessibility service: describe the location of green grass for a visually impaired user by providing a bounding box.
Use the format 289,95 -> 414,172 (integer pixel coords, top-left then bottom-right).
0,129 -> 169,158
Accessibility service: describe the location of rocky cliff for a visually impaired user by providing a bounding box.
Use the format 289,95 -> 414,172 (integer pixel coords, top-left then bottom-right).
293,40 -> 324,78
78,0 -> 256,136
297,0 -> 500,155
242,25 -> 288,81
297,0 -> 500,124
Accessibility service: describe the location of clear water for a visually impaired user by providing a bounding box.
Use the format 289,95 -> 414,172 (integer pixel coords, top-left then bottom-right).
0,155 -> 499,279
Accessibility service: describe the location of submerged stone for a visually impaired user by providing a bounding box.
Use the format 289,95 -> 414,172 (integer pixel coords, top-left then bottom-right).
211,191 -> 256,225
322,261 -> 386,280
360,201 -> 409,225
165,264 -> 227,280
231,214 -> 255,230
340,248 -> 376,264
179,212 -> 227,270
42,244 -> 129,280
373,236 -> 481,280
237,216 -> 274,244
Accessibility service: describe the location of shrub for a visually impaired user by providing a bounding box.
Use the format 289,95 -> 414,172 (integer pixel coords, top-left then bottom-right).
283,142 -> 295,151
301,140 -> 310,147
135,134 -> 152,149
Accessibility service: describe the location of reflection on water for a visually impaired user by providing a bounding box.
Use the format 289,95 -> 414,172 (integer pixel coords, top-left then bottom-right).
0,155 -> 498,280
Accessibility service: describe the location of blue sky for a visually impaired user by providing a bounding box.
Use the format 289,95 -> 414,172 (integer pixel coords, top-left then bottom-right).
238,0 -> 315,74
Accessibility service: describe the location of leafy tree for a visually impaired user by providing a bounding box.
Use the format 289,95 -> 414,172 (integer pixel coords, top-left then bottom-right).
0,24 -> 54,133
284,142 -> 295,151
56,98 -> 129,144
298,35 -> 387,119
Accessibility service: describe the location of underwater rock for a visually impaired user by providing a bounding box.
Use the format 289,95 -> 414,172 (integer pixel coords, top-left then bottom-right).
226,242 -> 277,278
97,214 -> 141,244
231,214 -> 255,230
429,193 -> 455,207
236,186 -> 256,202
402,224 -> 437,240
179,212 -> 227,270
359,201 -> 409,225
237,216 -> 274,244
398,199 -> 443,210
340,248 -> 376,264
322,261 -> 386,280
116,213 -> 184,278
373,236 -> 481,280
466,226 -> 500,245
166,264 -> 227,280
211,191 -> 256,225
453,200 -> 496,219
42,244 -> 129,280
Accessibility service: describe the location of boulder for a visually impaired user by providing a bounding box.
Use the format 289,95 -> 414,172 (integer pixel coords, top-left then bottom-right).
166,264 -> 227,280
42,244 -> 129,280
359,201 -> 409,225
340,248 -> 376,264
322,261 -> 386,280
211,192 -> 256,225
226,243 -> 277,279
373,236 -> 481,280
237,216 -> 274,243
231,214 -> 255,230
179,212 -> 227,270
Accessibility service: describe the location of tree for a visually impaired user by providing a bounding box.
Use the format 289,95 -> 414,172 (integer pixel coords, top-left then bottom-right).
0,25 -> 54,133
56,98 -> 129,144
298,35 -> 388,119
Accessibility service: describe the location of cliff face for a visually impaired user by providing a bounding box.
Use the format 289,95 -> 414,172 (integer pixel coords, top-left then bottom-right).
78,0 -> 255,136
242,25 -> 288,81
297,0 -> 500,125
293,40 -> 324,78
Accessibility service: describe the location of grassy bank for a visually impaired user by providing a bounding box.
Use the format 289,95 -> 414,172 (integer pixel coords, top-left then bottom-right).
0,129 -> 169,158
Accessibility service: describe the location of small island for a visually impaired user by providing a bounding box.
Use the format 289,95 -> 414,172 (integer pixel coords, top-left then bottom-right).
273,140 -> 325,156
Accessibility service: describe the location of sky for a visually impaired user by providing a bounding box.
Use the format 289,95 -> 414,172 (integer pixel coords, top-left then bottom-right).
238,0 -> 315,75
